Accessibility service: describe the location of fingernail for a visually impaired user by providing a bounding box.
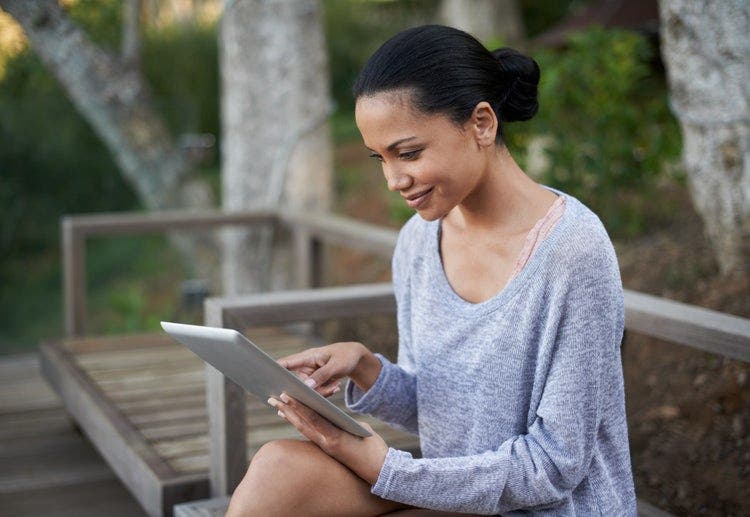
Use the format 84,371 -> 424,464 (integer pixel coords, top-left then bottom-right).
267,397 -> 276,407
332,386 -> 341,394
277,410 -> 285,419
304,378 -> 316,388
280,393 -> 290,403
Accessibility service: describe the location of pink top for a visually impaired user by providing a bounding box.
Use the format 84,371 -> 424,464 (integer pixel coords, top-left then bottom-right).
506,194 -> 566,285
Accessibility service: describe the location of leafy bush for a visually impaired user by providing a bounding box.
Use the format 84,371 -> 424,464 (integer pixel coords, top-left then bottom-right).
508,27 -> 684,237
324,0 -> 438,114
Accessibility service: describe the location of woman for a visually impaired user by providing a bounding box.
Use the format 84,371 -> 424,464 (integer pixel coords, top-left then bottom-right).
227,25 -> 636,516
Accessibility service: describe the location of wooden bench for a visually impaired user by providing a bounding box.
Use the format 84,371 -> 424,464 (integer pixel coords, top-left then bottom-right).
42,208 -> 750,517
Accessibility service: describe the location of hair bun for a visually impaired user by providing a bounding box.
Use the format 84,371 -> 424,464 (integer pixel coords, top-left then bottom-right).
490,48 -> 540,123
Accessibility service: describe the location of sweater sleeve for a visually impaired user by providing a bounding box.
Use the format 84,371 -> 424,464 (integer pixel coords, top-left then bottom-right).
370,255 -> 625,514
344,218 -> 419,435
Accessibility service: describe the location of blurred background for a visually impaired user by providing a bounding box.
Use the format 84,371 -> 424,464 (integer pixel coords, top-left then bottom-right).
0,0 -> 747,514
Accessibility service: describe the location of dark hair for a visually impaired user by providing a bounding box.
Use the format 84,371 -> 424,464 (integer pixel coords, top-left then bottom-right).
353,25 -> 540,143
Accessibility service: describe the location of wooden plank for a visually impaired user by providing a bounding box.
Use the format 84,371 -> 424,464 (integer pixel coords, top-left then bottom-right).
39,342 -> 174,516
204,362 -> 246,498
0,445 -> 115,493
64,209 -> 277,237
0,353 -> 39,379
119,393 -> 206,416
63,332 -> 176,354
108,385 -> 206,404
62,218 -> 86,337
0,432 -> 88,459
0,375 -> 59,414
162,474 -> 211,517
280,210 -> 397,259
207,282 -> 396,328
174,496 -> 230,517
0,478 -> 147,517
624,289 -> 750,362
0,407 -> 76,440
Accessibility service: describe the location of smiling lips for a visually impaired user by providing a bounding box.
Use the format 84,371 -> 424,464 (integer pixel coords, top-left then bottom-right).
403,187 -> 434,208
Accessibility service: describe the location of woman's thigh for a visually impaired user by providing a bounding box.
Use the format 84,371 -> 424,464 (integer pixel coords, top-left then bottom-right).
227,438 -> 414,517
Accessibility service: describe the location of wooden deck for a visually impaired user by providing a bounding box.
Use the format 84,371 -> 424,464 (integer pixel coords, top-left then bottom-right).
0,344 -> 676,517
0,352 -> 146,516
34,326 -> 420,516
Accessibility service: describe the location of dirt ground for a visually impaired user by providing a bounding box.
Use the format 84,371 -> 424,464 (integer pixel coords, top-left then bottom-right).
327,142 -> 749,516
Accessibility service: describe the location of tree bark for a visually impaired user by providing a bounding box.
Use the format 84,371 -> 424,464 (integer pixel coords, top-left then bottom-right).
658,0 -> 749,275
220,0 -> 332,295
122,0 -> 142,70
0,0 -> 212,211
439,0 -> 525,46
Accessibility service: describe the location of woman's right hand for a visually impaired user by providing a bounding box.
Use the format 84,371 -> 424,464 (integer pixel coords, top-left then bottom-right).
277,342 -> 367,398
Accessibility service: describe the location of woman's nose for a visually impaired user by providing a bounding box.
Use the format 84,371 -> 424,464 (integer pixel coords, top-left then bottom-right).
384,167 -> 412,192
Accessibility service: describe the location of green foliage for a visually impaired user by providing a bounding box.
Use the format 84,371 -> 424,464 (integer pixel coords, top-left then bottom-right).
67,0 -> 123,49
506,27 -> 683,237
519,0 -> 590,38
324,0 -> 438,114
0,10 -> 219,351
142,23 -> 220,139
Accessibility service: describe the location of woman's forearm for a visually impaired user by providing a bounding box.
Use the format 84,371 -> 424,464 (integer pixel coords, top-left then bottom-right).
350,346 -> 382,392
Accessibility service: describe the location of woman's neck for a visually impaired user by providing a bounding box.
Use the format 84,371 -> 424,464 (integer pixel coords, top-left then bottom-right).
447,146 -> 555,237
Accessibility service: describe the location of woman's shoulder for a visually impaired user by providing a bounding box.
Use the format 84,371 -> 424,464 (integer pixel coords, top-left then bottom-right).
550,192 -> 621,276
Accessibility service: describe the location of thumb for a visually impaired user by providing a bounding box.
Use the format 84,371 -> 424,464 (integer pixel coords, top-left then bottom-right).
358,421 -> 374,433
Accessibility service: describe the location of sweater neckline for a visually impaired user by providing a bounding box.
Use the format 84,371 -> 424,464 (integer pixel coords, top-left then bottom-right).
429,185 -> 576,317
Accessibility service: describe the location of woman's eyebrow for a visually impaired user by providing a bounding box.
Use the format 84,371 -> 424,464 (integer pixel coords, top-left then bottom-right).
365,136 -> 418,153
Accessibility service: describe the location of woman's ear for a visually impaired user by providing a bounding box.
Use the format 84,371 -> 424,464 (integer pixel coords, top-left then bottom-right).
469,101 -> 498,148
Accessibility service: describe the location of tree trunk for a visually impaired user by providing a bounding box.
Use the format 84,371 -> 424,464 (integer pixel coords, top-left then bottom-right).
658,0 -> 749,275
220,0 -> 332,295
439,0 -> 525,46
1,0 -> 219,285
122,0 -> 142,70
0,0 -> 212,211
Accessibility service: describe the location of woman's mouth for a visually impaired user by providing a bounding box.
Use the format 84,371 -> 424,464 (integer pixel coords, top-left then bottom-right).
404,187 -> 434,209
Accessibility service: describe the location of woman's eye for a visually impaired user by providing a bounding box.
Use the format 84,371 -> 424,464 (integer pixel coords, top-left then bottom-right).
399,149 -> 422,160
368,153 -> 384,162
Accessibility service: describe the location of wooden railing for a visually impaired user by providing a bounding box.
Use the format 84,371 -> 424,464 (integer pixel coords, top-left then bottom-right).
61,208 -> 750,507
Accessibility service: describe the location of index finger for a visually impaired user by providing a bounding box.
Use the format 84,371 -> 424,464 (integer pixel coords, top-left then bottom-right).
276,348 -> 322,370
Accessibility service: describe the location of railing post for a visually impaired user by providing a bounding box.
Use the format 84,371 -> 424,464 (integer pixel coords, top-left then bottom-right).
204,299 -> 247,497
62,218 -> 86,337
293,227 -> 324,289
311,236 -> 323,288
293,227 -> 312,289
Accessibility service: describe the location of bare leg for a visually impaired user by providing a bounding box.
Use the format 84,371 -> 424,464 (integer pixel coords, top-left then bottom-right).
226,438 -> 414,517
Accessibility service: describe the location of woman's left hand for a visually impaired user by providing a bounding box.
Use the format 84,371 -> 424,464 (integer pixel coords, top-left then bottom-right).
267,392 -> 389,485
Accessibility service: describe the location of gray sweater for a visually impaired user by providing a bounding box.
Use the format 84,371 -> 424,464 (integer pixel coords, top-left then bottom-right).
345,188 -> 637,515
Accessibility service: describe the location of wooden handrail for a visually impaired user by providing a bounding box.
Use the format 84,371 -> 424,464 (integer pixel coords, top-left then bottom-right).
279,210 -> 397,259
61,209 -> 278,337
62,209 -> 277,237
624,290 -> 750,362
59,206 -> 750,502
61,206 -> 750,359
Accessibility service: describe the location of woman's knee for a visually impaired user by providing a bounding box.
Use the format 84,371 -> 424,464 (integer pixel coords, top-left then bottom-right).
228,440 -> 312,516
248,439 -> 302,477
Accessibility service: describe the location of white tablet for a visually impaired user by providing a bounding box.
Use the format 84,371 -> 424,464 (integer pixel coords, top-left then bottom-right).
160,321 -> 371,437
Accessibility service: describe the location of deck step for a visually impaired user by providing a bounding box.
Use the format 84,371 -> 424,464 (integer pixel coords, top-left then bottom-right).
173,496 -> 230,517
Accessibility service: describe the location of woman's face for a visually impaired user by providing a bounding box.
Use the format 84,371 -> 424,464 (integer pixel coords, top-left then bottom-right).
354,91 -> 489,221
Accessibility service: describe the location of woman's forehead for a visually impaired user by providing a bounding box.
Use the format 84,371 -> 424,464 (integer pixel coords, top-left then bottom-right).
355,91 -> 454,146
